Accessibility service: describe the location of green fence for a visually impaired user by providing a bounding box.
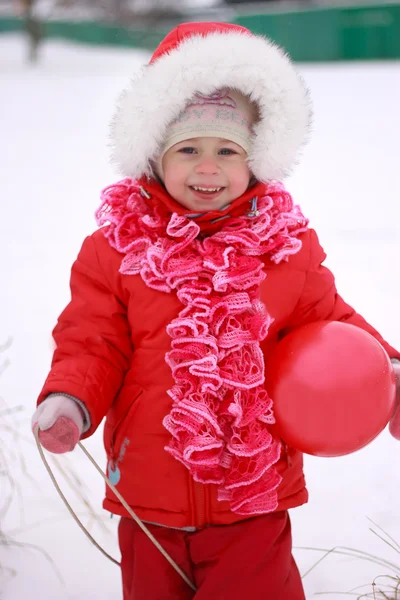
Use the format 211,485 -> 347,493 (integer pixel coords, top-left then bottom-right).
2,3 -> 400,61
0,15 -> 23,33
45,20 -> 166,50
233,3 -> 400,61
0,15 -> 166,49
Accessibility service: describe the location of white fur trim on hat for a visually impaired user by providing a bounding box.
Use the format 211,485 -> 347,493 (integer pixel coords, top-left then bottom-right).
110,29 -> 312,182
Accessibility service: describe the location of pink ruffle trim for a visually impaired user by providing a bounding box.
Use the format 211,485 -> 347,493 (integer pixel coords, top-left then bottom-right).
96,178 -> 308,515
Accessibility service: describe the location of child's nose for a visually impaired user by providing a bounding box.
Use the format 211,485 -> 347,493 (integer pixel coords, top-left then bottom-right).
194,157 -> 219,174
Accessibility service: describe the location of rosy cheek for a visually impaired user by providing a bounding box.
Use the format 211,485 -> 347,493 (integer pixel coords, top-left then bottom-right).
232,170 -> 250,187
170,164 -> 185,181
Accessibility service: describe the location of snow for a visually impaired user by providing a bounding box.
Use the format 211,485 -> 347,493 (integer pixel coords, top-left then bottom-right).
1,33 -> 400,599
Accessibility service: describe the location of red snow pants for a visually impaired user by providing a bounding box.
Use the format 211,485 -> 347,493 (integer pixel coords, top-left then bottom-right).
118,511 -> 305,600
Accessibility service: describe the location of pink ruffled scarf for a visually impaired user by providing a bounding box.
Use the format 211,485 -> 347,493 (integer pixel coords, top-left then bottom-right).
96,178 -> 308,515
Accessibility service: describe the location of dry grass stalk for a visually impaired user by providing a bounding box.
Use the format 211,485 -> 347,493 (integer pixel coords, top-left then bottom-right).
297,518 -> 400,598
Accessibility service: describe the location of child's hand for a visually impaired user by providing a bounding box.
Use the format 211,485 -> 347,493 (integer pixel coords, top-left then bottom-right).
389,361 -> 400,440
32,395 -> 84,453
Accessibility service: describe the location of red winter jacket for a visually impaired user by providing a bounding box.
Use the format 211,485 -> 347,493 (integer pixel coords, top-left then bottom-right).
38,178 -> 400,530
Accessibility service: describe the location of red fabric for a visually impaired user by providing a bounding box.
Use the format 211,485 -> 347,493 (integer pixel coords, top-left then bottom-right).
149,22 -> 251,64
38,180 -> 400,529
138,176 -> 267,234
118,511 -> 305,600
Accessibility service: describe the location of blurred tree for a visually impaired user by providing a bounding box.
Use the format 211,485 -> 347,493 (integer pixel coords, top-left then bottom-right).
20,0 -> 42,62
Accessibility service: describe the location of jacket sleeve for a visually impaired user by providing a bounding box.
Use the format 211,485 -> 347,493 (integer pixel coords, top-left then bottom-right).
37,234 -> 133,437
281,229 -> 400,360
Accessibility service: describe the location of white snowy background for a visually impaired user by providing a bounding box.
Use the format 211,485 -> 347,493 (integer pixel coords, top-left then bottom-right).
1,32 -> 400,599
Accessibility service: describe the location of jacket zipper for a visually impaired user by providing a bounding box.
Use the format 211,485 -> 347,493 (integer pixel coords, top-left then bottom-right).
283,441 -> 293,468
192,480 -> 207,528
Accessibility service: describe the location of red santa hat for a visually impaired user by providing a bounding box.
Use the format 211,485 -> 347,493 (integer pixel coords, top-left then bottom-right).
110,22 -> 312,182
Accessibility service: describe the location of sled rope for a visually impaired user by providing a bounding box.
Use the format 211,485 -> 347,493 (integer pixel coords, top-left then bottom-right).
34,426 -> 197,592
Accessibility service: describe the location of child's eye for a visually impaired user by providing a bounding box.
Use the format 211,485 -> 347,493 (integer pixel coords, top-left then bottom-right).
219,148 -> 237,156
178,147 -> 197,154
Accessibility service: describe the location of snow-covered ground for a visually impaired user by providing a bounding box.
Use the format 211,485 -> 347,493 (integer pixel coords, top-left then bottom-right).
1,33 -> 400,599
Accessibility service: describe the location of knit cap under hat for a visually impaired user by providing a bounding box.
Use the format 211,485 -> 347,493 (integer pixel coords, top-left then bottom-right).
160,88 -> 256,158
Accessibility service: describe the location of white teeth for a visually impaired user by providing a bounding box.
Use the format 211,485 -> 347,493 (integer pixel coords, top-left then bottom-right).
192,186 -> 222,192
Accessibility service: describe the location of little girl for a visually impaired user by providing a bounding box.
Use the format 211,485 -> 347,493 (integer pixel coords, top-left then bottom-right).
32,21 -> 400,600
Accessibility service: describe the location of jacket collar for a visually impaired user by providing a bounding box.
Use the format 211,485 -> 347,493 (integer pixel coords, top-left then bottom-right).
137,176 -> 267,234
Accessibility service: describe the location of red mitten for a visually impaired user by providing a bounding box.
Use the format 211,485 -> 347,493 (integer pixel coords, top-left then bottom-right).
32,395 -> 84,453
389,406 -> 400,440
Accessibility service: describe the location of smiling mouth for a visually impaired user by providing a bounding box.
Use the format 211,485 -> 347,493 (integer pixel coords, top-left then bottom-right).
189,186 -> 225,194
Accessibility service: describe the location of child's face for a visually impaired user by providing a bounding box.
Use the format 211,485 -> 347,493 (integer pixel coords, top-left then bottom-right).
161,137 -> 251,211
